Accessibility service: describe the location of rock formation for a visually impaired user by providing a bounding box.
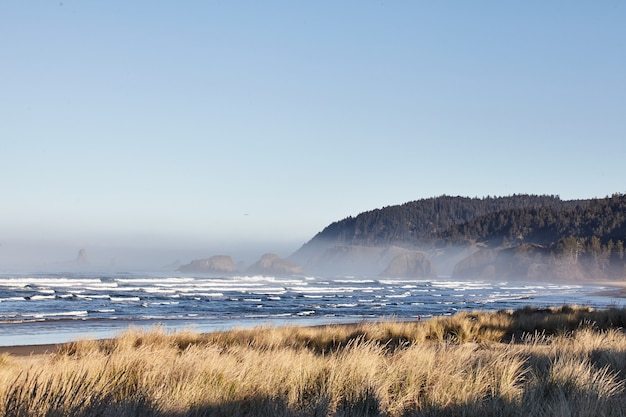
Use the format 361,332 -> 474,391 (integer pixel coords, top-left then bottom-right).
293,245 -> 437,277
452,249 -> 499,279
178,255 -> 238,274
297,245 -> 395,275
290,194 -> 626,281
452,244 -> 591,281
381,251 -> 437,278
246,253 -> 302,275
75,248 -> 89,265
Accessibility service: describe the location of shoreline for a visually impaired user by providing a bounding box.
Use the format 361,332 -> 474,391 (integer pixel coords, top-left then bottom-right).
3,306 -> 626,415
589,280 -> 626,298
0,343 -> 59,356
2,281 -> 625,356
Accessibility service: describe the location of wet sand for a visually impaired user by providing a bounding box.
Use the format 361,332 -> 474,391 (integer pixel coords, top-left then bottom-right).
0,343 -> 60,356
590,281 -> 626,298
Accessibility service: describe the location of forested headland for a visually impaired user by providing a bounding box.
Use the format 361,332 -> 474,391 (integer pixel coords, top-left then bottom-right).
291,194 -> 626,281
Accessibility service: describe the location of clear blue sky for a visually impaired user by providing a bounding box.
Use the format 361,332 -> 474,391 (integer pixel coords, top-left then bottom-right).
1,1 -> 625,267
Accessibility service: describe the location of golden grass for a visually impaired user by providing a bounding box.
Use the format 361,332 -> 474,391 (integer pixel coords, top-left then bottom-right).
2,305 -> 626,416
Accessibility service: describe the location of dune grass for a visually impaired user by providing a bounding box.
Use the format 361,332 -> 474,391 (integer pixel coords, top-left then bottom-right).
2,305 -> 626,416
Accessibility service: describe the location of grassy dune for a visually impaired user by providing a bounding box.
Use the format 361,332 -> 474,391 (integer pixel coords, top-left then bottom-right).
2,306 -> 626,416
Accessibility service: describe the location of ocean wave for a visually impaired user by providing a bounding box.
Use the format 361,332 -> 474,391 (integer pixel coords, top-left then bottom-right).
0,296 -> 26,302
0,277 -> 103,288
1,273 -> 623,339
32,310 -> 89,319
28,295 -> 56,301
116,277 -> 195,284
289,286 -> 383,294
110,297 -> 141,302
184,292 -> 224,298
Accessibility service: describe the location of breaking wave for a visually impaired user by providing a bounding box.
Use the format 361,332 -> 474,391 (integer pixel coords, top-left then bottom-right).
0,271 -> 622,345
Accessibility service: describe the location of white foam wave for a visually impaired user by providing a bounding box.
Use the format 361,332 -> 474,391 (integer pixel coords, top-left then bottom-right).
76,294 -> 110,300
141,288 -> 178,294
116,277 -> 195,284
379,279 -> 429,285
185,292 -> 224,298
0,297 -> 26,302
290,286 -> 382,294
146,302 -> 179,307
33,310 -> 88,318
431,281 -> 493,290
110,297 -> 141,302
28,295 -> 55,301
0,278 -> 103,288
297,311 -> 315,316
387,292 -> 411,298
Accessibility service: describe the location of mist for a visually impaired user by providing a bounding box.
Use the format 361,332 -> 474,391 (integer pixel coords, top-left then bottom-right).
0,238 -> 302,273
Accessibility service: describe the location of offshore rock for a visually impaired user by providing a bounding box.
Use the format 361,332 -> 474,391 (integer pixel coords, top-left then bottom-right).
75,248 -> 89,264
178,255 -> 238,274
247,253 -> 302,276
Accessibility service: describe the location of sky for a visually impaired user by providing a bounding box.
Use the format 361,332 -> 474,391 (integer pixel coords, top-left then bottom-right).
1,1 -> 625,268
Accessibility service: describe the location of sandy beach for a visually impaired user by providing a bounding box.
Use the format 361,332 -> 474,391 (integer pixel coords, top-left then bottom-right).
0,343 -> 59,356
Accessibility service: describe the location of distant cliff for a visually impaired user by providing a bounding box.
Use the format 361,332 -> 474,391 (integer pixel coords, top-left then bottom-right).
291,194 -> 626,281
382,251 -> 437,278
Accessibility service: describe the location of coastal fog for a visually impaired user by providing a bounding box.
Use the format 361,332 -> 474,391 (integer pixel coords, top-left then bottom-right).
0,239 -> 300,273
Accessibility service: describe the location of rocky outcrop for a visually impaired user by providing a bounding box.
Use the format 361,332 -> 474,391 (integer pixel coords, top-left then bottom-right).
292,244 -> 440,277
452,249 -> 499,279
428,245 -> 480,277
451,244 -> 594,281
178,255 -> 238,274
247,253 -> 302,276
75,249 -> 89,265
381,251 -> 437,278
298,245 -> 405,275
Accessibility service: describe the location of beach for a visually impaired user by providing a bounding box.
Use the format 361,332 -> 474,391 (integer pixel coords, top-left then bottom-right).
592,281 -> 626,298
0,343 -> 59,356
2,306 -> 626,416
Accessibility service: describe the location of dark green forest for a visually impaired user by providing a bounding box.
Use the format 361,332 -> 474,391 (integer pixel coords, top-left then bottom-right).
296,194 -> 626,279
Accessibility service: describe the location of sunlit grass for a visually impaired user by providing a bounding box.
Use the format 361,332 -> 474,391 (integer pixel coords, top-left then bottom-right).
2,305 -> 626,416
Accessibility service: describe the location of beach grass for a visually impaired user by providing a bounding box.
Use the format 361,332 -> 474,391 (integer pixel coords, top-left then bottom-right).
2,305 -> 626,416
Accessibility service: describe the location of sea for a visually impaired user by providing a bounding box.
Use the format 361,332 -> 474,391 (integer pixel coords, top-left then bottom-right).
1,271 -> 625,346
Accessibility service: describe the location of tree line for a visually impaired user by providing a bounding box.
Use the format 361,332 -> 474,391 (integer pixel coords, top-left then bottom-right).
308,193 -> 626,258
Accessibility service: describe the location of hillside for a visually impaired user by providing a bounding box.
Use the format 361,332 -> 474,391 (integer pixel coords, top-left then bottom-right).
291,194 -> 626,281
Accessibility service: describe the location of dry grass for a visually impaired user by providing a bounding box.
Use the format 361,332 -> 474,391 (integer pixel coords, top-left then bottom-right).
2,305 -> 626,416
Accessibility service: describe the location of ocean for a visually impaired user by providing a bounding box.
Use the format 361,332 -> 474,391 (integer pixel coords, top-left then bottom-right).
1,271 -> 624,346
